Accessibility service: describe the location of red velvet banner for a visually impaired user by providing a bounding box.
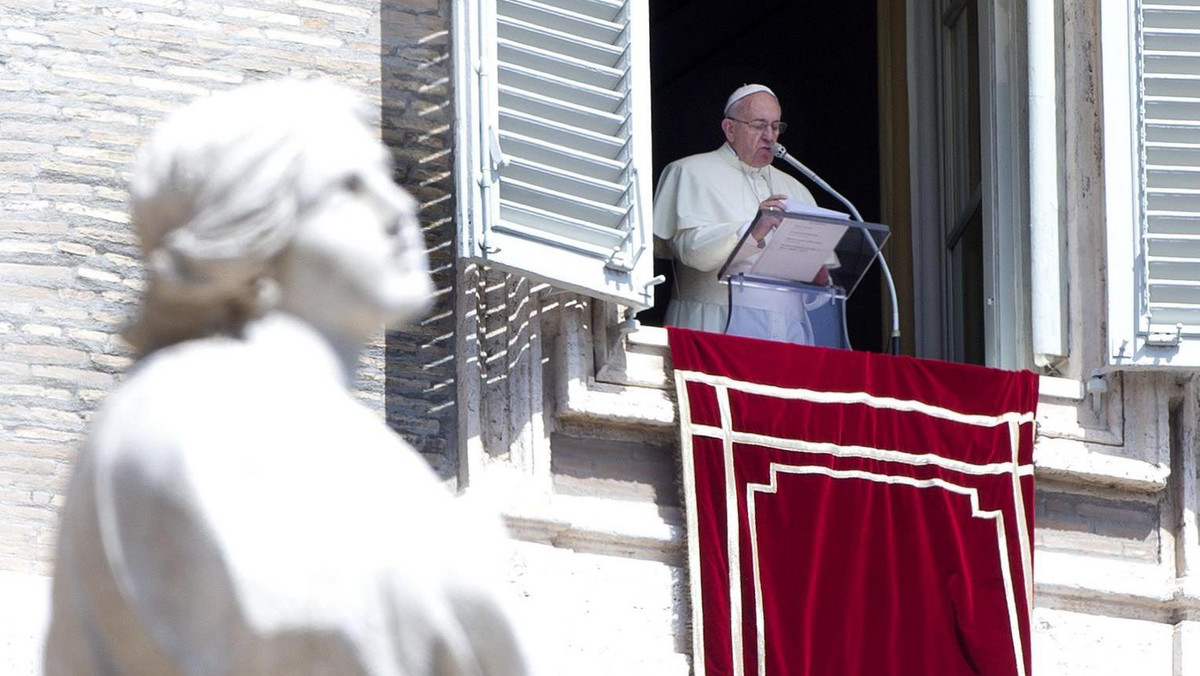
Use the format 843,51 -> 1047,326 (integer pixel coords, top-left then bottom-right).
669,328 -> 1037,676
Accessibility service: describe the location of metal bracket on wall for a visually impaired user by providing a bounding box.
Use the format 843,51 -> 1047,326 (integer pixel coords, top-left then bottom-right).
1086,369 -> 1109,416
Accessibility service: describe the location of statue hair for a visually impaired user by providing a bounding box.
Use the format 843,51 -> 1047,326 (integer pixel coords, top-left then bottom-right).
124,79 -> 375,355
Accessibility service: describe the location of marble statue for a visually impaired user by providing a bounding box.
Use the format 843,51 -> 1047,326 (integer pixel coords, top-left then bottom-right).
44,79 -> 532,676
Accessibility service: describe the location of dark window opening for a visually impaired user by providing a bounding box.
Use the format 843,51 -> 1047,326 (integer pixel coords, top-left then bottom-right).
642,0 -> 883,353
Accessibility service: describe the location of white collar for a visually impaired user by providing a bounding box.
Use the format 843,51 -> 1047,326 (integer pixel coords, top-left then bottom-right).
722,142 -> 770,175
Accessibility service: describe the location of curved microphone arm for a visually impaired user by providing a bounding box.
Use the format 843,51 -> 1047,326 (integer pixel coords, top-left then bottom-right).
772,142 -> 901,355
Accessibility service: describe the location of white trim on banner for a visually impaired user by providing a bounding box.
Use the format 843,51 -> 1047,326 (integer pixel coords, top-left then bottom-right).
674,369 -> 1036,428
673,370 -> 706,676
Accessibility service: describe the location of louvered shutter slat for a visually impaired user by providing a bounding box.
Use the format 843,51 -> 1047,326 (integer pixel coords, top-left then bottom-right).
1151,278 -> 1200,296
497,204 -> 626,250
1146,190 -> 1200,211
1146,220 -> 1200,235
532,0 -> 624,24
1146,145 -> 1200,165
1145,76 -> 1200,98
499,109 -> 625,158
503,157 -> 626,203
1146,97 -> 1200,119
1145,6 -> 1200,30
499,0 -> 623,43
501,179 -> 627,228
1141,3 -> 1200,329
1147,167 -> 1200,189
500,62 -> 625,114
1147,122 -> 1200,143
497,41 -> 624,90
498,87 -> 625,137
1145,53 -> 1200,75
498,18 -> 623,67
1143,308 -> 1200,325
499,131 -> 626,182
1145,34 -> 1200,52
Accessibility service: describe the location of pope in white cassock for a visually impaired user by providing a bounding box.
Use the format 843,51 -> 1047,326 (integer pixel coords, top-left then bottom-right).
653,84 -> 819,343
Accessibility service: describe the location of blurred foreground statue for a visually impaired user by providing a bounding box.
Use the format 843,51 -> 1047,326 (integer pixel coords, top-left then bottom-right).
45,80 -> 531,676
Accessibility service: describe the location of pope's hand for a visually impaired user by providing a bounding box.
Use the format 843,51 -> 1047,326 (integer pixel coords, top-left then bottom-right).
813,265 -> 831,286
750,213 -> 782,247
759,194 -> 788,212
752,194 -> 789,246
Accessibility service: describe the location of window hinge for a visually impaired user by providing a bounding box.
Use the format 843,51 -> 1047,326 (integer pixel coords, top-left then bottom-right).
605,249 -> 633,272
488,126 -> 509,173
1145,323 -> 1183,347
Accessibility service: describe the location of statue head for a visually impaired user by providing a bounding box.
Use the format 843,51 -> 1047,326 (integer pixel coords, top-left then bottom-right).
125,79 -> 432,354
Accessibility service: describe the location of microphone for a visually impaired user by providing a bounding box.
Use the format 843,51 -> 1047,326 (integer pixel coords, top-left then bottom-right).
772,142 -> 901,355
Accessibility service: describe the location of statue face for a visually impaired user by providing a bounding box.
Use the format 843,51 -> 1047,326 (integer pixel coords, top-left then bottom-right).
278,126 -> 432,337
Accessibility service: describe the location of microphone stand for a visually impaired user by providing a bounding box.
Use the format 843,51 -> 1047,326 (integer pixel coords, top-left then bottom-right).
772,143 -> 901,356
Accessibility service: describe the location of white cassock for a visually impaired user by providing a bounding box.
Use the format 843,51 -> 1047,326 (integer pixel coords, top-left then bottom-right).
652,143 -> 819,342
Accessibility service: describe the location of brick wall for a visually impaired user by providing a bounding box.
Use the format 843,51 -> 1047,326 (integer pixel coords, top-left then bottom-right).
380,0 -> 458,479
0,0 -> 456,575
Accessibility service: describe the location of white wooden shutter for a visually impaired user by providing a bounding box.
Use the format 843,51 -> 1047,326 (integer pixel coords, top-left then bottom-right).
1105,0 -> 1200,365
454,0 -> 655,309
1143,3 -> 1200,328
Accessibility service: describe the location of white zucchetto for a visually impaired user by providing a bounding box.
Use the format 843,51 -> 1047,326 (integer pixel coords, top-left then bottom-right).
723,84 -> 777,116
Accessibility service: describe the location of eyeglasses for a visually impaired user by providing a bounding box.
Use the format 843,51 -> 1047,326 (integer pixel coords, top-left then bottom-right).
726,117 -> 788,135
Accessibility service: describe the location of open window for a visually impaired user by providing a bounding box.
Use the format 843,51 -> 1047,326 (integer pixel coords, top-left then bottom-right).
907,0 -> 1033,369
454,0 -> 1044,370
645,0 -> 885,351
646,0 -> 1031,366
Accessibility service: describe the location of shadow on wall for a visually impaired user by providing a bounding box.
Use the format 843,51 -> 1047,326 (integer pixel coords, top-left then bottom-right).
380,0 -> 458,481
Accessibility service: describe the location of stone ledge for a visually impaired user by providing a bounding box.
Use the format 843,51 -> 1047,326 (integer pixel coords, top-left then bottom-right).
501,493 -> 685,566
554,320 -> 675,433
556,375 -> 675,430
1034,436 -> 1169,493
1032,549 -> 1200,621
563,323 -> 1163,494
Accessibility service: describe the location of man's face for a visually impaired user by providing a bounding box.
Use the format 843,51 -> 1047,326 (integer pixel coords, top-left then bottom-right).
721,92 -> 782,168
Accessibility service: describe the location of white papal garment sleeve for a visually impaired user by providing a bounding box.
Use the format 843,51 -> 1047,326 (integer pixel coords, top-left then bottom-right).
652,159 -> 747,273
